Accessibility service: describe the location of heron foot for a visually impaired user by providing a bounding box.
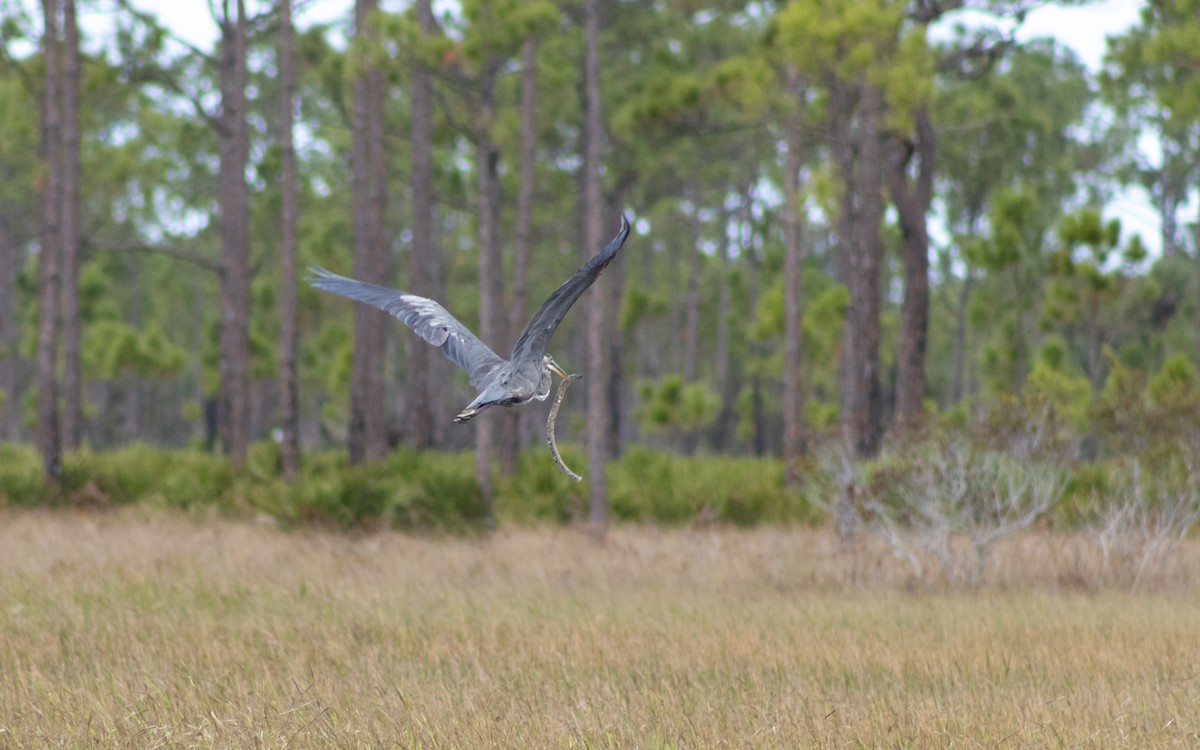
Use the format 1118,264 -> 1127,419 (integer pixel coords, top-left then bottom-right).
453,408 -> 477,423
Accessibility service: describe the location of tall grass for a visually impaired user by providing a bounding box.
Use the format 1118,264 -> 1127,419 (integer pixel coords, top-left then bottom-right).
2,511 -> 1199,748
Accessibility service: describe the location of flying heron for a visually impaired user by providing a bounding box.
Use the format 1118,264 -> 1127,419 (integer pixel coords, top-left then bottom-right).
308,215 -> 631,430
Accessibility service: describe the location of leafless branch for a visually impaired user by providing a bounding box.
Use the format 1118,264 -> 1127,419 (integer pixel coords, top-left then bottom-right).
1089,459 -> 1200,591
88,241 -> 223,276
862,446 -> 1064,586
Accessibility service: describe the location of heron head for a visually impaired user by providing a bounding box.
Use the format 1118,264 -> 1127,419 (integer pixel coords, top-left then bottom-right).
533,355 -> 567,401
544,355 -> 568,380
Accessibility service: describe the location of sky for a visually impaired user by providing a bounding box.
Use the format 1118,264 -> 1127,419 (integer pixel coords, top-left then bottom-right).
998,0 -> 1143,70
86,0 -> 1143,68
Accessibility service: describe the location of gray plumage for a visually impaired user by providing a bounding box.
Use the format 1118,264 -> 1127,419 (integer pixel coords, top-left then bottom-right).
308,215 -> 631,423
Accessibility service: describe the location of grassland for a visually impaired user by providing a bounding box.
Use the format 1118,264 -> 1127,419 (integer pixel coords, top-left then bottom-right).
2,510 -> 1200,748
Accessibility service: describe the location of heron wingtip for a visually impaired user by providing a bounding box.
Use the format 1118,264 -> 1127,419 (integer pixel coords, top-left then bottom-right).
305,265 -> 341,285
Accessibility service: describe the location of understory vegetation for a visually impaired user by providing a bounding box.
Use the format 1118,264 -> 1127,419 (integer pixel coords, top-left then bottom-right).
0,440 -> 803,530
4,390 -> 1199,590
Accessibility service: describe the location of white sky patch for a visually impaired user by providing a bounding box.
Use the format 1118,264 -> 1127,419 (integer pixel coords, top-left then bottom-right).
1014,0 -> 1143,71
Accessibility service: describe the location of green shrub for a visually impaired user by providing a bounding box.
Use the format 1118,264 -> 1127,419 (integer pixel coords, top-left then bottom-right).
0,442 -> 46,506
282,448 -> 485,531
607,445 -> 809,525
498,444 -> 586,524
4,442 -> 823,529
59,444 -> 232,510
389,449 -> 487,530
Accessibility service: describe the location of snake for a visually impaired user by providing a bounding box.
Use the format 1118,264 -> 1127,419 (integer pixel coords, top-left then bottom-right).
546,373 -> 583,482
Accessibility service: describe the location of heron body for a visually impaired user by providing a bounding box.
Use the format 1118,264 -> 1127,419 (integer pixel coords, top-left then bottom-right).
308,215 -> 631,424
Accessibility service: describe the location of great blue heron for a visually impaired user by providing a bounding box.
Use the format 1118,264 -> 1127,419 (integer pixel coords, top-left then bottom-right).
308,215 -> 630,427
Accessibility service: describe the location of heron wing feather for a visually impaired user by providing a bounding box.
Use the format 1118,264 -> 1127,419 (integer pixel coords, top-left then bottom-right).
509,215 -> 631,366
307,268 -> 505,389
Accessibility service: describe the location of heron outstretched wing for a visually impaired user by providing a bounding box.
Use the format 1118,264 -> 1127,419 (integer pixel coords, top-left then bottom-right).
509,215 -> 631,367
307,268 -> 505,389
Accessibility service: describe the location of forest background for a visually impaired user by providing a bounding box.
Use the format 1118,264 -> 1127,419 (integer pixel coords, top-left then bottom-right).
2,0 -> 1200,548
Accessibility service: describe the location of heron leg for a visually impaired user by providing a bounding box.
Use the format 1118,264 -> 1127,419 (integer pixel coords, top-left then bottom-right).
453,408 -> 477,423
454,401 -> 496,423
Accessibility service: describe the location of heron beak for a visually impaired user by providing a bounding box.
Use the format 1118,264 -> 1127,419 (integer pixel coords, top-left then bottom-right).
546,357 -> 569,380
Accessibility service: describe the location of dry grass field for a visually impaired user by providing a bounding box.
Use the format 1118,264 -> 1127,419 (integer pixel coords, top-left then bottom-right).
2,509 -> 1200,748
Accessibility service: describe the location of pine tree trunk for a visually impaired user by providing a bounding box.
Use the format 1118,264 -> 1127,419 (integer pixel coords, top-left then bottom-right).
682,187 -> 701,383
713,198 -> 733,452
852,83 -> 885,458
951,269 -> 973,404
741,180 -> 759,318
509,34 -> 538,457
475,59 -> 504,518
583,0 -> 608,541
277,0 -> 301,480
369,1 -> 390,456
216,0 -> 251,469
781,66 -> 806,486
606,191 -> 628,458
890,106 -> 934,431
349,0 -> 388,464
1195,201 -> 1200,370
831,83 -> 857,456
36,0 -> 62,482
60,0 -> 82,449
836,80 -> 884,460
1158,128 -> 1181,257
740,179 -> 762,457
480,55 -> 518,473
0,228 -> 18,441
407,0 -> 438,449
123,257 -> 141,441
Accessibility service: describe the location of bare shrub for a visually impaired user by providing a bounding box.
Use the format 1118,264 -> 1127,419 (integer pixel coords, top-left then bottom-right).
1088,459 -> 1200,591
860,446 -> 1066,587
